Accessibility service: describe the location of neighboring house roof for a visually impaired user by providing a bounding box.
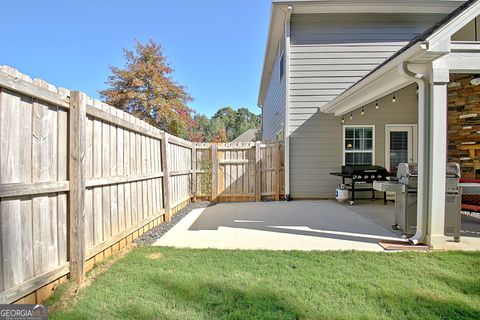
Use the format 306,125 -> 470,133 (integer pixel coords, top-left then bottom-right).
231,129 -> 258,143
321,0 -> 480,115
257,0 -> 466,107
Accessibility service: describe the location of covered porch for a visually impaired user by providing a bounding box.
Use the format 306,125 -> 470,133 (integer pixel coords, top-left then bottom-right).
320,1 -> 480,249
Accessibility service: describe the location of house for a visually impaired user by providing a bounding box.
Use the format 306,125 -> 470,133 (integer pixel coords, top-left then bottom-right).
258,0 -> 480,248
231,128 -> 258,142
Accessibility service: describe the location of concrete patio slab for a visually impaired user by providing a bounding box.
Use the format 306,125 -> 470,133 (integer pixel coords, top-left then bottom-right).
347,199 -> 480,251
153,200 -> 403,251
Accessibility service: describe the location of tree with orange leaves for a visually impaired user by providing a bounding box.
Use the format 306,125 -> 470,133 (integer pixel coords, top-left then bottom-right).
100,39 -> 194,138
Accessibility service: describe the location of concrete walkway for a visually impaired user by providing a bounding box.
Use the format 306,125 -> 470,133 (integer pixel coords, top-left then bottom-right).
153,200 -> 403,251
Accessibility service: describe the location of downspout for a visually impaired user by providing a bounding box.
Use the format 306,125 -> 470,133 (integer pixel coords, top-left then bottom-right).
260,105 -> 264,140
399,61 -> 430,245
284,5 -> 292,200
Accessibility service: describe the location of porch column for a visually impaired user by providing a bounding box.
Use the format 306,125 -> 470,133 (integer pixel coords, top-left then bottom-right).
425,67 -> 449,249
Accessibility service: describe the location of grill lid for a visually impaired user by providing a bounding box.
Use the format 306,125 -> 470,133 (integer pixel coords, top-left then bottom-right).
446,162 -> 461,177
341,165 -> 388,175
397,162 -> 461,183
396,163 -> 417,181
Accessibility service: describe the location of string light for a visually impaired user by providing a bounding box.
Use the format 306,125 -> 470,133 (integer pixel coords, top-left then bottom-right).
375,100 -> 379,109
392,92 -> 396,103
361,107 -> 365,116
350,113 -> 353,120
341,116 -> 345,124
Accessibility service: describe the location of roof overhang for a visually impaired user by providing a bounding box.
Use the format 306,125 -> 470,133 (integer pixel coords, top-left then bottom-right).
257,0 -> 466,107
272,0 -> 466,14
320,43 -> 443,116
320,0 -> 480,116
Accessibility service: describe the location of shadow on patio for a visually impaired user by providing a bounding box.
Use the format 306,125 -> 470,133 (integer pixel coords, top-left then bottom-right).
189,200 -> 399,244
154,200 -> 402,251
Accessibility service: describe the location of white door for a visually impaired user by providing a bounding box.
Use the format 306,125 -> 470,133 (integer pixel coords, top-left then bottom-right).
385,125 -> 417,173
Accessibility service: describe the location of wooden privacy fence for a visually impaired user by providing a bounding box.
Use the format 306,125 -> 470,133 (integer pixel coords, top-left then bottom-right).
195,142 -> 285,202
0,66 -> 284,304
0,66 -> 195,304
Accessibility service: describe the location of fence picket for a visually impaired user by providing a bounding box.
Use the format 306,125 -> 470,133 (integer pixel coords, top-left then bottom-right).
0,68 -> 284,304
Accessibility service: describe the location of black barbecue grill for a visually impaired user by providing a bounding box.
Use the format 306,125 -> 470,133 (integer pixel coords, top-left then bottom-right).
330,165 -> 390,205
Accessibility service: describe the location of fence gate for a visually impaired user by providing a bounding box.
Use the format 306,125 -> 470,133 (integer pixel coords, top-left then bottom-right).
194,142 -> 284,202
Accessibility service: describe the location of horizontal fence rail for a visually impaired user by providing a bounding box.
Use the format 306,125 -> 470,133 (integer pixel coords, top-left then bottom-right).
0,65 -> 285,304
0,66 -> 195,304
194,142 -> 285,203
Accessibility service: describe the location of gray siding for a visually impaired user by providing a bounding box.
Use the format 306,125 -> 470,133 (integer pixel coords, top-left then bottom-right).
262,34 -> 286,141
288,12 -> 445,198
291,84 -> 418,198
289,13 -> 444,133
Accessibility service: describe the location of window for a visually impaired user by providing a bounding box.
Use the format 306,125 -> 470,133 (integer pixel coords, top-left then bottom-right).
343,126 -> 375,166
279,52 -> 285,80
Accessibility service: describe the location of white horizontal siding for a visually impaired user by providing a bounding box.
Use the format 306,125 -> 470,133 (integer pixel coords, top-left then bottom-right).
289,13 -> 444,132
290,84 -> 418,198
262,34 -> 286,142
290,111 -> 342,198
288,13 -> 445,198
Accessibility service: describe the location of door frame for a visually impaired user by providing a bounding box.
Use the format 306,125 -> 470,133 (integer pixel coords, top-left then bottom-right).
385,124 -> 418,172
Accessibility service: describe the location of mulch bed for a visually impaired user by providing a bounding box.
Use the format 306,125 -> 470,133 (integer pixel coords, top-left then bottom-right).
134,201 -> 211,245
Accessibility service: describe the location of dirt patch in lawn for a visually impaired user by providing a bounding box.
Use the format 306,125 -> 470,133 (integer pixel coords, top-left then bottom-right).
146,252 -> 164,260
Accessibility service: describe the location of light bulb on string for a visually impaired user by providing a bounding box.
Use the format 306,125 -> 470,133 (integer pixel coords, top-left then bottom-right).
392,92 -> 396,103
375,100 -> 379,109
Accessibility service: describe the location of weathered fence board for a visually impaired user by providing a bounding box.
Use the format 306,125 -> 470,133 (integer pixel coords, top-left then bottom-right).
0,67 -> 194,304
0,76 -> 71,298
194,142 -> 284,203
69,91 -> 87,284
0,66 -> 284,304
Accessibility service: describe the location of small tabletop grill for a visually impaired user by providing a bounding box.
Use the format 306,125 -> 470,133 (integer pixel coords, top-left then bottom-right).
330,165 -> 389,206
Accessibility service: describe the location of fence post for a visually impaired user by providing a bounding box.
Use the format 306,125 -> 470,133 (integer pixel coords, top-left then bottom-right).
191,144 -> 197,202
69,91 -> 87,284
211,144 -> 218,202
255,141 -> 261,202
161,132 -> 171,222
275,143 -> 281,201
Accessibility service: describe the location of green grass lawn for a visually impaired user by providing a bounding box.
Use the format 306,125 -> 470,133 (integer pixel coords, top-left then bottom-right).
48,247 -> 480,320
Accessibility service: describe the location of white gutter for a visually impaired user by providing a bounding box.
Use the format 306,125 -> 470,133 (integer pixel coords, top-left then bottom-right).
398,62 -> 430,245
284,5 -> 292,200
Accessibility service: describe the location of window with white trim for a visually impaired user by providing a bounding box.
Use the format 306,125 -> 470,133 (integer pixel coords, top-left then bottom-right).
344,126 -> 375,166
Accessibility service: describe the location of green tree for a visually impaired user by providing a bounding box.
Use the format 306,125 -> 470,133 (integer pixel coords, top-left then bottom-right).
189,114 -> 211,142
233,107 -> 260,140
184,107 -> 260,143
212,107 -> 235,140
99,39 -> 194,138
210,107 -> 260,141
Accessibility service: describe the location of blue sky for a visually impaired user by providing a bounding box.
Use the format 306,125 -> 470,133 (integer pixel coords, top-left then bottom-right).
0,0 -> 271,117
